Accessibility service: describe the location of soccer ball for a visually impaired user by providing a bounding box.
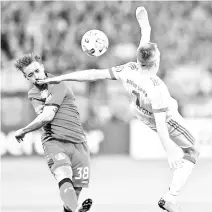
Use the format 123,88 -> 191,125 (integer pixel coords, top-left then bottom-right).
81,30 -> 109,57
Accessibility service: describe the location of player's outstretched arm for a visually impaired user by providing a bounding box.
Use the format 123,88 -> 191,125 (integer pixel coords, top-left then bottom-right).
14,106 -> 58,143
37,69 -> 113,84
136,7 -> 151,46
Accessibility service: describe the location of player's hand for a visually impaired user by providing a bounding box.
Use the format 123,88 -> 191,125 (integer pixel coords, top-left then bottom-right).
136,6 -> 150,27
14,129 -> 25,143
136,7 -> 147,18
37,77 -> 61,84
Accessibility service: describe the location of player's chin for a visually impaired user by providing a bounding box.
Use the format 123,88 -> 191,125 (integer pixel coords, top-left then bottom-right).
34,81 -> 39,85
34,81 -> 44,85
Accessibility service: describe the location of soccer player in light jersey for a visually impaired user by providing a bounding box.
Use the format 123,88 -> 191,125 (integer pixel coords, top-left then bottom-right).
37,7 -> 199,212
14,54 -> 92,212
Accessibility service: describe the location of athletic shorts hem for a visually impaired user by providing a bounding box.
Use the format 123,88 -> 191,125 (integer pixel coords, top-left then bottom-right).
51,163 -> 70,173
73,183 -> 89,188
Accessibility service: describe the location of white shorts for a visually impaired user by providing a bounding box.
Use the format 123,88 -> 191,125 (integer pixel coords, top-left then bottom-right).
167,118 -> 196,148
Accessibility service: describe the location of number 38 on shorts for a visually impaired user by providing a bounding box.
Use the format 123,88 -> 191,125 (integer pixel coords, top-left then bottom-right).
73,166 -> 90,187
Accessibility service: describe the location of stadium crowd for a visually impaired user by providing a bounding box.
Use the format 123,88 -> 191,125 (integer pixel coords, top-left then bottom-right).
1,1 -> 212,131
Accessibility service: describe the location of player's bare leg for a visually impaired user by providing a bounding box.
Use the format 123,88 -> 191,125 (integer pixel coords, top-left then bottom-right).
136,6 -> 151,46
54,166 -> 78,212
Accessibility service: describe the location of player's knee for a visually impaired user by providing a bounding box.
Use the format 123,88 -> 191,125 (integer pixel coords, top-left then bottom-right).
185,146 -> 200,157
182,146 -> 200,163
53,166 -> 73,183
74,187 -> 82,199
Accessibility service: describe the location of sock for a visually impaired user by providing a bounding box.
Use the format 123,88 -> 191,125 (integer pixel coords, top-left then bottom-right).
164,159 -> 195,203
163,192 -> 178,204
64,206 -> 72,212
59,178 -> 78,212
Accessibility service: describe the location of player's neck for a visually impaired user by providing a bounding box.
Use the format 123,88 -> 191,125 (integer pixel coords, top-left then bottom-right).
35,83 -> 48,91
138,61 -> 159,75
138,67 -> 158,75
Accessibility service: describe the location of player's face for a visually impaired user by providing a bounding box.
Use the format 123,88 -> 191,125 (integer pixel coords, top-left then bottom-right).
23,61 -> 46,84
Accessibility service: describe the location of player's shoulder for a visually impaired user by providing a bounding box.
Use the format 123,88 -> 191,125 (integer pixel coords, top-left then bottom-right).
52,81 -> 67,88
148,75 -> 170,97
110,62 -> 139,80
125,62 -> 138,70
113,62 -> 138,73
47,73 -> 70,91
60,81 -> 73,91
59,81 -> 75,96
149,75 -> 165,87
28,86 -> 40,100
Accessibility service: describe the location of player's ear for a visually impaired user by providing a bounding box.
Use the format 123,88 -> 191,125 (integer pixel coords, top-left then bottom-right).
41,64 -> 44,70
22,68 -> 27,79
23,72 -> 27,79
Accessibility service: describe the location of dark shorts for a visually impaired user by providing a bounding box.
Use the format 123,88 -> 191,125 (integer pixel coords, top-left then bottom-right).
43,140 -> 90,188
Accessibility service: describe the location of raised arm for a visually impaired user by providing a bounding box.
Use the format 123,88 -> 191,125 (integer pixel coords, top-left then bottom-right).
136,7 -> 151,47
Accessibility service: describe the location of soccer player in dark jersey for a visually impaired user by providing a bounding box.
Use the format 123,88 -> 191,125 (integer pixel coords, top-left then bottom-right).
14,53 -> 92,212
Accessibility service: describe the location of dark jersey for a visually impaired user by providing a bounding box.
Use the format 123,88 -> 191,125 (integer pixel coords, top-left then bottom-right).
28,76 -> 86,144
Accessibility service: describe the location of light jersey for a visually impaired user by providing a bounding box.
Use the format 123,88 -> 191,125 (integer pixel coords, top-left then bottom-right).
109,62 -> 182,130
28,73 -> 86,144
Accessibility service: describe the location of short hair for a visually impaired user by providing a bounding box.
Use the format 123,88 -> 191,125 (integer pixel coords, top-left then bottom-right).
14,53 -> 41,72
137,42 -> 159,67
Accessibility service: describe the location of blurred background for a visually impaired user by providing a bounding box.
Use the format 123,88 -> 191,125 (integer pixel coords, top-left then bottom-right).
1,1 -> 212,212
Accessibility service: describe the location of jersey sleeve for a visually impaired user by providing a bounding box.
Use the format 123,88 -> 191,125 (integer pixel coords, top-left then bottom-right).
28,92 -> 45,115
108,62 -> 137,81
149,84 -> 168,113
45,82 -> 67,107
